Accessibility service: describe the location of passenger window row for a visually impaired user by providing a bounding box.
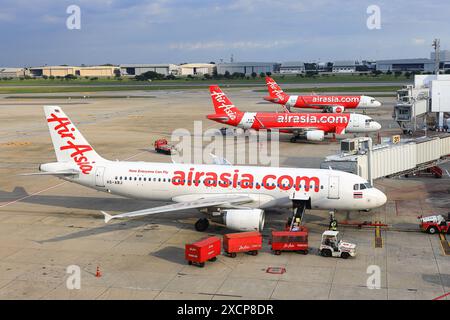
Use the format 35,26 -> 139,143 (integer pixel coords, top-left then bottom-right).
114,176 -> 324,190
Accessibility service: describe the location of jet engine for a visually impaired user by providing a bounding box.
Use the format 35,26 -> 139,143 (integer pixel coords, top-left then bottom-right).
306,130 -> 325,141
211,209 -> 265,231
323,106 -> 345,113
331,106 -> 345,113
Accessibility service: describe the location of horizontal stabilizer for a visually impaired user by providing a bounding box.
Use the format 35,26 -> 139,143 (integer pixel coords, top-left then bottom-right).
20,170 -> 80,176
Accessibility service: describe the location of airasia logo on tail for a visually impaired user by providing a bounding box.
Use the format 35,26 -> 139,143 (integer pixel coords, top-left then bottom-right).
267,79 -> 285,100
47,113 -> 94,174
211,91 -> 237,121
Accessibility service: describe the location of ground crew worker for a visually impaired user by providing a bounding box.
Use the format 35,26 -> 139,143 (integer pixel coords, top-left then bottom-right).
329,219 -> 338,231
292,218 -> 301,231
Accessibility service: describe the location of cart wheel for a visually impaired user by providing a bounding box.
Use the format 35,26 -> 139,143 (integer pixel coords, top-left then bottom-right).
252,251 -> 258,256
230,253 -> 237,258
341,252 -> 350,259
303,250 -> 309,255
188,261 -> 192,265
274,250 -> 281,255
209,257 -> 217,262
427,226 -> 438,234
199,262 -> 205,268
321,249 -> 332,257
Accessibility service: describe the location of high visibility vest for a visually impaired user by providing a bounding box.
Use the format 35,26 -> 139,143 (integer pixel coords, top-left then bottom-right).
330,220 -> 337,230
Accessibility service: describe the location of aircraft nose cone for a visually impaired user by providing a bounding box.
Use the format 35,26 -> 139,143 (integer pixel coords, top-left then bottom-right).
374,100 -> 382,107
373,121 -> 382,131
376,190 -> 387,207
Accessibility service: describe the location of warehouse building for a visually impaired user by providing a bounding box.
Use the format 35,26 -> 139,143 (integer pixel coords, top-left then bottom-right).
217,62 -> 280,75
179,63 -> 215,76
77,66 -> 119,77
29,65 -> 119,78
376,58 -> 435,73
29,66 -> 79,77
279,62 -> 305,74
120,64 -> 180,76
0,68 -> 27,78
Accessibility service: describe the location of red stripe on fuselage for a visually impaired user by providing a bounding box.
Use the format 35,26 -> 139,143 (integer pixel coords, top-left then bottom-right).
270,95 -> 362,109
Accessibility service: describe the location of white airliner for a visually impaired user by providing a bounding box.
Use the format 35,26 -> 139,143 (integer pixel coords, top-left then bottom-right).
29,106 -> 387,232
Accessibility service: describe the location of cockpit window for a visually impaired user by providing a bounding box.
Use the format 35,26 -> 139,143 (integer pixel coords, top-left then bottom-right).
360,183 -> 372,189
370,99 -> 375,103
353,184 -> 359,191
365,119 -> 373,123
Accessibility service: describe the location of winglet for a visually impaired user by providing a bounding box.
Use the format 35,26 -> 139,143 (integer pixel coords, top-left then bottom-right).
101,211 -> 114,223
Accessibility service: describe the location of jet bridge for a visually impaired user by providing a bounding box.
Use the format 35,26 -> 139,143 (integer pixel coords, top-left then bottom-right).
320,135 -> 450,181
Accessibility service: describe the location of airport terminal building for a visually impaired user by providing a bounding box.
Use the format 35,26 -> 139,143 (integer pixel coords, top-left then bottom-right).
279,62 -> 305,74
332,61 -> 358,73
376,58 -> 435,73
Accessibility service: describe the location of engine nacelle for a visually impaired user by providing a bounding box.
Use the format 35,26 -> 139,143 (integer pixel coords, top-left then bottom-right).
211,209 -> 265,232
306,130 -> 325,141
330,106 -> 345,113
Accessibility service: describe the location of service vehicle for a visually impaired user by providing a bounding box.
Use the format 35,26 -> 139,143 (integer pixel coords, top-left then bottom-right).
319,230 -> 356,259
154,138 -> 174,155
419,214 -> 450,234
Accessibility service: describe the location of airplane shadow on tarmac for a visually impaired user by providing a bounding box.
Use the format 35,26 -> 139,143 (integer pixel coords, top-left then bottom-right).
0,187 -> 325,244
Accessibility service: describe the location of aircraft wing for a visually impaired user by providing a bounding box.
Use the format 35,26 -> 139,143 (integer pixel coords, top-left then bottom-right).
101,195 -> 253,223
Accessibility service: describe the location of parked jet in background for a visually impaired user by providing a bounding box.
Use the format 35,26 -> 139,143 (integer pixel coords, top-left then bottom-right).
27,106 -> 386,232
264,77 -> 382,113
207,86 -> 381,142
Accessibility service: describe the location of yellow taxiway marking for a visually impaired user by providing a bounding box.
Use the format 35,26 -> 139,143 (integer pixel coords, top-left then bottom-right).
439,233 -> 450,256
375,221 -> 383,248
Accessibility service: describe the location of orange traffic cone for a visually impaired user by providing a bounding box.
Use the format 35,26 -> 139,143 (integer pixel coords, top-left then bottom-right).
95,266 -> 102,278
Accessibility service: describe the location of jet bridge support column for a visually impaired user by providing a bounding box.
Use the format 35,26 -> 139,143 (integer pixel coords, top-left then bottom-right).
367,137 -> 373,186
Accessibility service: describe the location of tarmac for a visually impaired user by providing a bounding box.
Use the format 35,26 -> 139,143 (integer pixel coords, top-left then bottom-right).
0,88 -> 449,300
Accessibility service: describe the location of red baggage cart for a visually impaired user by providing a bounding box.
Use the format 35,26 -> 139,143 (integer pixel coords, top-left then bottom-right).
270,229 -> 309,255
185,236 -> 221,267
223,231 -> 262,258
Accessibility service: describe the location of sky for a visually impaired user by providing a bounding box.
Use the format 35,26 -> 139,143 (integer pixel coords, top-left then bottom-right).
0,0 -> 449,66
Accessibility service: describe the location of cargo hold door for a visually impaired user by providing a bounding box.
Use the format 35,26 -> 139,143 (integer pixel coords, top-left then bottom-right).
95,167 -> 106,187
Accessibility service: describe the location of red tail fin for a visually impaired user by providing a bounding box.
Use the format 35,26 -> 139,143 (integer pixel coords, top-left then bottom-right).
265,76 -> 288,101
209,85 -> 241,121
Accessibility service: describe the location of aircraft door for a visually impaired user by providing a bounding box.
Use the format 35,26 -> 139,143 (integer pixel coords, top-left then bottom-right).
95,167 -> 106,187
328,176 -> 340,199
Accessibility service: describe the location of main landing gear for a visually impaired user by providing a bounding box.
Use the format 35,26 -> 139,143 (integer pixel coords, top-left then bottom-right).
290,135 -> 301,143
195,218 -> 209,232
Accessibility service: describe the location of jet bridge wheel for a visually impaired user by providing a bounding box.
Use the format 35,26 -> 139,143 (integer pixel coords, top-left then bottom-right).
195,218 -> 210,232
